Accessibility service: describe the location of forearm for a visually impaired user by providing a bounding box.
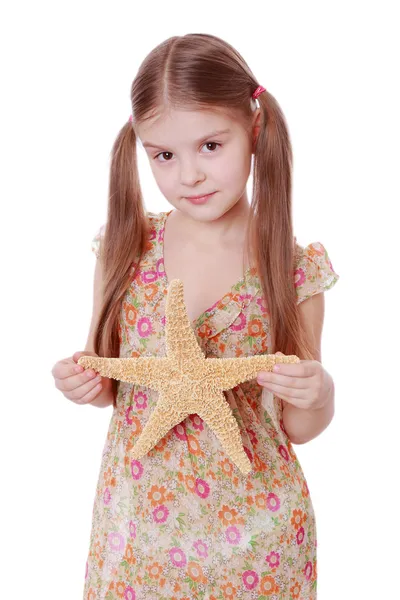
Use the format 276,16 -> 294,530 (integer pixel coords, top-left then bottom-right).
89,377 -> 115,408
282,376 -> 335,444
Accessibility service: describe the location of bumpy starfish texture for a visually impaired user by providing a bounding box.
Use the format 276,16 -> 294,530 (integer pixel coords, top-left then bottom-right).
78,279 -> 300,475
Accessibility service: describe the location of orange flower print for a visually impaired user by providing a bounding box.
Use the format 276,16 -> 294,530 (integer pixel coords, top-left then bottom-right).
301,479 -> 310,498
218,458 -> 234,478
123,301 -> 138,326
187,561 -> 207,583
218,505 -> 244,526
147,561 -> 163,579
126,418 -> 143,451
247,318 -> 263,338
290,579 -> 302,598
123,543 -> 136,566
187,434 -> 203,456
291,508 -> 306,531
259,574 -> 279,595
221,581 -> 237,599
254,454 -> 268,472
185,474 -> 196,493
147,485 -> 168,507
103,467 -> 116,488
144,282 -> 158,301
255,493 -> 267,510
197,322 -> 214,339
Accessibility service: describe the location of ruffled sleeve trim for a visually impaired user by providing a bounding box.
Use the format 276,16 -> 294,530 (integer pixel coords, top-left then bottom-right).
294,241 -> 340,304
91,224 -> 106,259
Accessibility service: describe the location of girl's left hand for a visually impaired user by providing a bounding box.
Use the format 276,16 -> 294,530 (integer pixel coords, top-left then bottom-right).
257,352 -> 333,410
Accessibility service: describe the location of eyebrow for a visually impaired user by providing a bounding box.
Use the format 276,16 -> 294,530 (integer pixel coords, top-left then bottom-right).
142,128 -> 231,150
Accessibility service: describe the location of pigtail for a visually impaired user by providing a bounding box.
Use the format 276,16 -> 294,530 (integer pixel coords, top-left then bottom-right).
247,91 -> 316,362
93,119 -> 150,408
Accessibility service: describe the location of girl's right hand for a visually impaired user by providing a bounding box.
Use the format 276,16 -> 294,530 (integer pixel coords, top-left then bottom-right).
51,351 -> 106,405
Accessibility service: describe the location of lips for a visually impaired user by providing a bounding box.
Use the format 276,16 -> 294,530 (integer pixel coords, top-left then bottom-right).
185,192 -> 215,199
185,191 -> 216,205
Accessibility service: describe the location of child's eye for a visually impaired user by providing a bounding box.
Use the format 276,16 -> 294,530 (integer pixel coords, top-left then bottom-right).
154,142 -> 221,163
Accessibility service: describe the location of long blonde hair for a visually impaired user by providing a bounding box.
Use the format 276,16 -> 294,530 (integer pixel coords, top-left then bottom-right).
94,33 -> 315,408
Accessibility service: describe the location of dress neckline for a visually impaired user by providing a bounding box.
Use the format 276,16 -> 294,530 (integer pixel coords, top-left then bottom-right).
160,210 -> 252,327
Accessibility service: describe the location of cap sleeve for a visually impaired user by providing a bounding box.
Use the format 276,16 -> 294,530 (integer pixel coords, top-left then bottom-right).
91,224 -> 105,259
294,241 -> 339,304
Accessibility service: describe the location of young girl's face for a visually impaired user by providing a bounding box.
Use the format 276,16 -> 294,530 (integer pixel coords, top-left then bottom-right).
137,106 -> 257,220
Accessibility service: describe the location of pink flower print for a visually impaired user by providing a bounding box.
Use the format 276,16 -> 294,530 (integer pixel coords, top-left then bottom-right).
246,427 -> 258,446
103,487 -> 111,505
161,315 -> 166,327
169,547 -> 187,568
153,504 -> 169,524
134,391 -> 148,411
149,227 -> 156,241
242,570 -> 259,590
239,293 -> 252,305
108,531 -> 125,552
124,586 -> 136,600
296,526 -> 305,545
225,525 -> 241,545
304,560 -> 313,581
141,269 -> 158,284
193,539 -> 208,558
230,312 -> 246,332
137,316 -> 153,338
156,257 -> 166,278
158,226 -> 165,244
129,520 -> 137,539
278,444 -> 290,461
294,267 -> 306,288
189,414 -> 204,431
266,492 -> 281,512
130,459 -> 144,480
195,478 -> 210,499
125,405 -> 133,425
256,296 -> 268,314
265,550 -> 280,569
174,422 -> 188,440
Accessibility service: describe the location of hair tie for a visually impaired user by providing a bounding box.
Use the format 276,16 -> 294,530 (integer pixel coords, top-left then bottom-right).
252,85 -> 266,100
129,115 -> 133,122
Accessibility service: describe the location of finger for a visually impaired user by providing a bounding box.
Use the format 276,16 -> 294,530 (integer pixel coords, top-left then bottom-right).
257,372 -> 309,389
258,380 -> 307,400
66,375 -> 103,402
270,360 -> 312,377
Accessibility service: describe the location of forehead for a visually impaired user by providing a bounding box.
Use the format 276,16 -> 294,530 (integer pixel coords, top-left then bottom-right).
137,107 -> 240,146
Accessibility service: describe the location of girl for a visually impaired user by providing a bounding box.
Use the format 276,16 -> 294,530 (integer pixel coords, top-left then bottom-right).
76,33 -> 339,599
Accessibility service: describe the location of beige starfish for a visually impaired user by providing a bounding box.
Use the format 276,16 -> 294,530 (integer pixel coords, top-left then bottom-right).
78,279 -> 300,475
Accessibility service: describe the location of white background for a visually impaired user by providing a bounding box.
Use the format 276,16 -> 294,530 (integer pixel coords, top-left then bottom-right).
1,1 -> 399,598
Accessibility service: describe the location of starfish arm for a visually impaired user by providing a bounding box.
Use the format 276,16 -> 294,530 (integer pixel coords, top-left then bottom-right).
165,279 -> 206,366
204,354 -> 301,390
130,391 -> 191,458
196,390 -> 253,476
77,356 -> 171,388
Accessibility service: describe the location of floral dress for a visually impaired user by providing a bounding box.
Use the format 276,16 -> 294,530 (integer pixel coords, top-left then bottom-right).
83,209 -> 340,600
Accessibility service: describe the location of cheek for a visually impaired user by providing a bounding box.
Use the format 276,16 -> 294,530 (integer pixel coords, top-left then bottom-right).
216,151 -> 251,190
150,166 -> 176,196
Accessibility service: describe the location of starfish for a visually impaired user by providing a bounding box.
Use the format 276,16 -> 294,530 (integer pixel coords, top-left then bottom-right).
78,279 -> 300,475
